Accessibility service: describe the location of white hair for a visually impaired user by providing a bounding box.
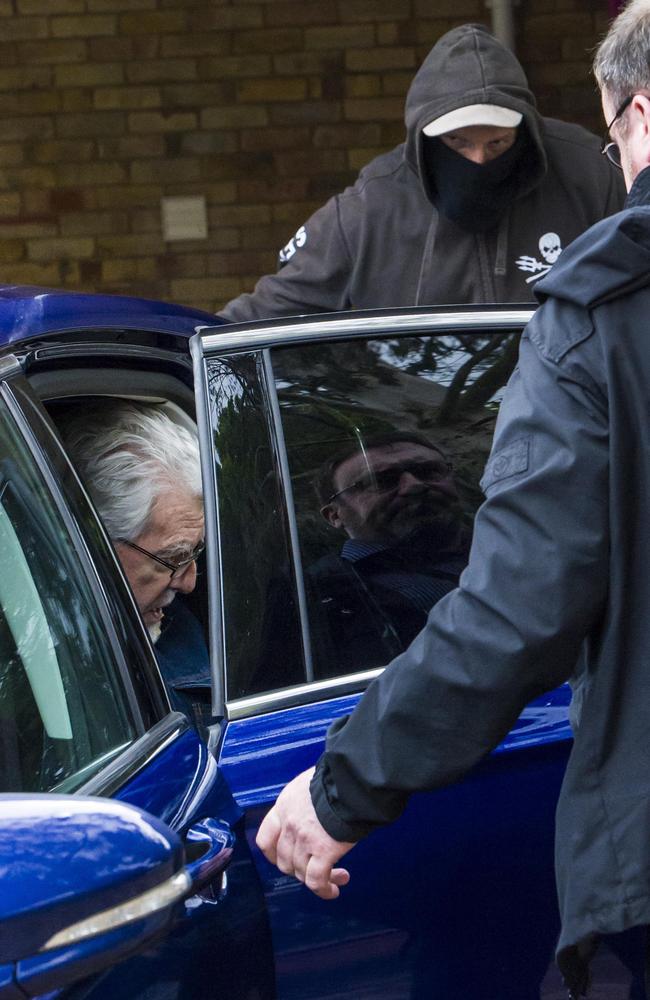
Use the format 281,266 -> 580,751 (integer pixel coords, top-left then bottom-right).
594,0 -> 650,110
60,400 -> 202,542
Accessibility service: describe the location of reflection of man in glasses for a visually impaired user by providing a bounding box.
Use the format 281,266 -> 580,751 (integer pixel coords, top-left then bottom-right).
310,432 -> 469,669
59,400 -> 210,722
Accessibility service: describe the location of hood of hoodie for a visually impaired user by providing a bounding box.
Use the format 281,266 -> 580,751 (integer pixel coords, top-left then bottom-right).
534,166 -> 650,309
404,24 -> 546,205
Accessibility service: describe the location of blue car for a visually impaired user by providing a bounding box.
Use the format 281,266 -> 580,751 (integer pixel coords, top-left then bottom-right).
0,286 -> 580,1000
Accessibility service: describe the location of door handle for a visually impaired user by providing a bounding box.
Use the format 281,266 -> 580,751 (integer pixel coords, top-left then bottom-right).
184,818 -> 234,898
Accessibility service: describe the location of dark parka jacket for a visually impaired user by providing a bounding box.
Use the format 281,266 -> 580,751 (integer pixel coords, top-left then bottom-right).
310,168 -> 650,993
221,24 -> 624,322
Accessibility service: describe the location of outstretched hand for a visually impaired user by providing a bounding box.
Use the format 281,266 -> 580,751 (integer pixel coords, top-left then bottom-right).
256,767 -> 356,899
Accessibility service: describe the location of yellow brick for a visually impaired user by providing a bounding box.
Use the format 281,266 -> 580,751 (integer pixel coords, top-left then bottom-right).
0,67 -> 51,91
55,63 -> 124,87
3,262 -> 61,284
1,16 -> 48,40
346,48 -> 416,72
130,158 -> 201,183
93,185 -> 162,209
56,162 -> 128,185
18,39 -> 87,64
32,139 -> 94,164
237,78 -> 307,103
119,11 -> 186,34
88,0 -> 156,9
94,86 -> 161,110
127,59 -> 197,84
61,89 -> 94,112
304,25 -> 375,50
18,0 -> 85,11
28,237 -> 95,261
128,110 -> 197,132
340,0 -> 411,20
171,277 -> 241,302
344,97 -> 404,121
52,15 -> 117,38
102,257 -> 158,282
57,112 -> 124,137
0,241 -> 25,264
0,193 -> 20,216
201,106 -> 269,129
97,234 -> 166,255
345,74 -> 381,98
60,211 -> 127,236
0,145 -> 24,166
0,91 -> 60,115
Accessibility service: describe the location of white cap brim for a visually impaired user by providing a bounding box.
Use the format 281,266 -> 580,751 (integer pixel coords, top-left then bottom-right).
423,104 -> 523,137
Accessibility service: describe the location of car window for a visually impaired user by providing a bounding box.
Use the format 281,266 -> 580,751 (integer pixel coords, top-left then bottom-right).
270,331 -> 518,682
207,328 -> 519,702
208,353 -> 304,701
0,399 -> 139,793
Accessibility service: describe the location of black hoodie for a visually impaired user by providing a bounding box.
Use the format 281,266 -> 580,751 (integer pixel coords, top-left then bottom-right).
221,24 -> 625,321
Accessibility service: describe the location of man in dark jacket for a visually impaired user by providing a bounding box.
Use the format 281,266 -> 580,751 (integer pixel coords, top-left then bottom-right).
257,2 -> 650,996
221,23 -> 624,321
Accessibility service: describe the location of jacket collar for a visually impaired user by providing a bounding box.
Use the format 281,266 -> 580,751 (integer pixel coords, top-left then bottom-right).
625,164 -> 650,209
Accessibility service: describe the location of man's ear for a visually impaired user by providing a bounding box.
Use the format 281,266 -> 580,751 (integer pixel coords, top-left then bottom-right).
320,502 -> 342,528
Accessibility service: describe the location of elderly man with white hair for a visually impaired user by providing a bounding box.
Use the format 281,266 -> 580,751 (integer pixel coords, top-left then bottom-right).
61,400 -> 210,719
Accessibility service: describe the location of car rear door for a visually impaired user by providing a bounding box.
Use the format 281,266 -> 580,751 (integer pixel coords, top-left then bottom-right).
193,308 -> 573,1000
0,361 -> 274,1000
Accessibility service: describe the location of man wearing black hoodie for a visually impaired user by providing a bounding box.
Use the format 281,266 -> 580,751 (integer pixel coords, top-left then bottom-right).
258,1 -> 650,997
220,23 -> 624,320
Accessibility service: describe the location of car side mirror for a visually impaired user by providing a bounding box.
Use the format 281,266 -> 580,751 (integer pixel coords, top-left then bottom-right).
0,794 -> 190,997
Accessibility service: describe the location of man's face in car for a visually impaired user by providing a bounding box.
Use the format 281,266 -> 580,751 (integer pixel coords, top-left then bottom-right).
322,441 -> 460,544
115,487 -> 204,640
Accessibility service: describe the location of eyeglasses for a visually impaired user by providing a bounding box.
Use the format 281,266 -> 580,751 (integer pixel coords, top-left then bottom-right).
325,459 -> 453,505
601,93 -> 635,170
119,539 -> 205,580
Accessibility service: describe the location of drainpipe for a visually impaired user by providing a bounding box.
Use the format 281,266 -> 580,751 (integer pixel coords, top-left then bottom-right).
485,0 -> 516,52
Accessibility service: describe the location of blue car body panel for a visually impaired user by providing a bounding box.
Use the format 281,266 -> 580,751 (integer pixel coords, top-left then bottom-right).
0,286 -> 220,344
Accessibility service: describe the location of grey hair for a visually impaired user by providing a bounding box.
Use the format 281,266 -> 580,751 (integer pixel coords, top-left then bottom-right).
59,400 -> 202,542
594,0 -> 650,110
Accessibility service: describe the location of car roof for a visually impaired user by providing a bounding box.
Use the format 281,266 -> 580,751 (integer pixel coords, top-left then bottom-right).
0,285 -> 221,347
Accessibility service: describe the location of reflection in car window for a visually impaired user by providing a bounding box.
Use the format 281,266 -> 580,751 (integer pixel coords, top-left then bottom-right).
0,401 -> 138,793
206,354 -> 304,700
271,332 -> 518,682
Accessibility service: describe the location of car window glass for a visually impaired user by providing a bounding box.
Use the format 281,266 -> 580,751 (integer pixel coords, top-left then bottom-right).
0,400 -> 139,793
206,354 -> 304,700
270,331 -> 518,682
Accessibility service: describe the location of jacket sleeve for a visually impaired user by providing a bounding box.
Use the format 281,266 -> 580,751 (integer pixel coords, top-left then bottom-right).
311,306 -> 610,843
218,194 -> 355,323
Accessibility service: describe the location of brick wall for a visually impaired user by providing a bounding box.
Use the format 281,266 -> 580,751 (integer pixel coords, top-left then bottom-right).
0,0 -> 611,312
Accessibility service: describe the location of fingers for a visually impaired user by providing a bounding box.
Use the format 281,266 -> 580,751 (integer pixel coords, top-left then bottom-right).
256,805 -> 282,865
304,855 -> 351,899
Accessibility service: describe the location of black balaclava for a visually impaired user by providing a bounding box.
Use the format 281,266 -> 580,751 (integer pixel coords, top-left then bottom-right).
423,128 -> 529,233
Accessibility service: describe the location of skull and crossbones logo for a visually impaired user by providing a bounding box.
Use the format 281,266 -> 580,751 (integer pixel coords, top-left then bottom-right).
516,232 -> 563,283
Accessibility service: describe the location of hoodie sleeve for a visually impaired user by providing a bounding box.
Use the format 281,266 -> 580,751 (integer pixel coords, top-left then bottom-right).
310,304 -> 610,843
218,193 -> 355,323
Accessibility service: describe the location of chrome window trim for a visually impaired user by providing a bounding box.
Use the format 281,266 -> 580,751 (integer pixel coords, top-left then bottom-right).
190,335 -> 227,719
198,309 -> 534,354
226,668 -> 384,720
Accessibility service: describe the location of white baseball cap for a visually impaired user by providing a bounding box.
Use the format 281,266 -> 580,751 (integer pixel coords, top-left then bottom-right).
423,103 -> 523,137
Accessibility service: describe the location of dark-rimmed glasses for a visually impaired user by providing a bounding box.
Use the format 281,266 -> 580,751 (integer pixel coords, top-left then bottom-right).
119,539 -> 205,579
324,459 -> 453,505
601,93 -> 635,169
